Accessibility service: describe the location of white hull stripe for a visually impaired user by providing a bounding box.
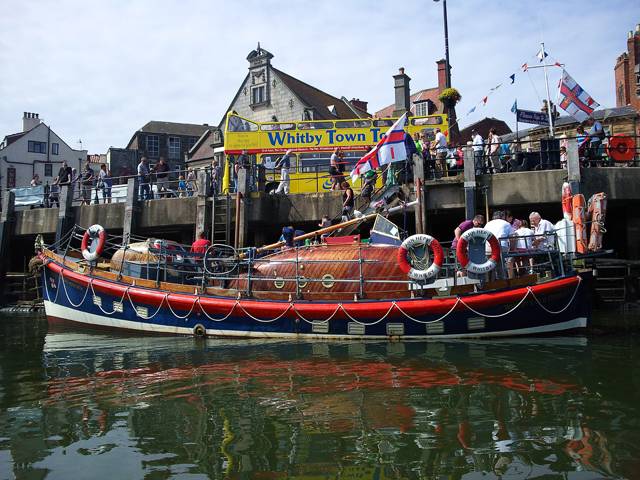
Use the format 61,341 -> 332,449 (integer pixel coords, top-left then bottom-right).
44,301 -> 587,340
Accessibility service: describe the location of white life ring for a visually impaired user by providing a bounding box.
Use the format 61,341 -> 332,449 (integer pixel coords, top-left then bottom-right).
81,224 -> 106,263
397,234 -> 444,281
455,227 -> 501,274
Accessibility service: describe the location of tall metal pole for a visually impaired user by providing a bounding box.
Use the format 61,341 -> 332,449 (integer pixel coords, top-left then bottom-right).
541,42 -> 555,137
442,0 -> 451,88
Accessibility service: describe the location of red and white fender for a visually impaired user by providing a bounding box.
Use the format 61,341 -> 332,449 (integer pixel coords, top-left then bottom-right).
456,228 -> 501,274
397,234 -> 444,282
81,224 -> 106,263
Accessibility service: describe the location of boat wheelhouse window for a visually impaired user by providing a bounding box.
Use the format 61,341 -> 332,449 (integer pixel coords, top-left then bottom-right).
261,122 -> 295,131
373,120 -> 394,127
411,116 -> 443,126
298,121 -> 334,130
334,120 -> 372,128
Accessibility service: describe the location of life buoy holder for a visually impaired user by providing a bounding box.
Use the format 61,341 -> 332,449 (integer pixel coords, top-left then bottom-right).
81,224 -> 106,263
607,135 -> 634,162
456,228 -> 501,274
397,234 -> 444,281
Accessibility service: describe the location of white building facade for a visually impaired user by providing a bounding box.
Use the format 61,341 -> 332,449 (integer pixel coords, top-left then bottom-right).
0,112 -> 87,191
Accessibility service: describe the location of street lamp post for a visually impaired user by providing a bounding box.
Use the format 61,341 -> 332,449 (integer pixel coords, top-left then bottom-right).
434,0 -> 451,89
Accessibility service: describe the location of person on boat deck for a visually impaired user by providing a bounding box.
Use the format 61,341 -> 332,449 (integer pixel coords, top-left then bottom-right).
318,215 -> 331,242
191,231 -> 211,254
281,226 -> 295,248
529,212 -> 555,250
361,169 -> 377,205
513,219 -> 535,274
341,181 -> 355,221
451,214 -> 485,251
273,149 -> 292,195
484,210 -> 515,278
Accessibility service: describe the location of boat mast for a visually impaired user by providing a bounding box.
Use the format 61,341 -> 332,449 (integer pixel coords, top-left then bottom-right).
541,42 -> 555,137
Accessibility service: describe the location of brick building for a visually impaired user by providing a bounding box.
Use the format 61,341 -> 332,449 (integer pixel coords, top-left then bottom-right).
126,121 -> 210,171
459,118 -> 512,145
615,24 -> 640,112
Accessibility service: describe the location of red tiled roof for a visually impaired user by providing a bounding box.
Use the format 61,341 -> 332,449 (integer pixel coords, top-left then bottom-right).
374,87 -> 441,118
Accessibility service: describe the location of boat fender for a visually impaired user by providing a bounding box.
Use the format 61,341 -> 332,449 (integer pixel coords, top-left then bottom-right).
193,324 -> 206,337
397,234 -> 444,281
456,228 -> 501,274
81,224 -> 106,263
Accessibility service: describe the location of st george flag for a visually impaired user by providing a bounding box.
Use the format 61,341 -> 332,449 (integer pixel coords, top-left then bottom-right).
350,113 -> 408,181
558,70 -> 600,122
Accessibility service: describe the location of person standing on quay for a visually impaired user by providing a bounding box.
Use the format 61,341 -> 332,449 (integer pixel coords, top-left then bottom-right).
472,129 -> 484,176
137,157 -> 152,200
274,149 -> 292,195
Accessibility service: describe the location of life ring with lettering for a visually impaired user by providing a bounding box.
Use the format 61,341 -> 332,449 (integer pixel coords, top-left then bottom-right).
456,228 -> 501,274
397,234 -> 443,281
607,135 -> 634,162
81,224 -> 106,263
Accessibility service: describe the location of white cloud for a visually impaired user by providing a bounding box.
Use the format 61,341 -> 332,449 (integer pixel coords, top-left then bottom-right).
0,0 -> 638,153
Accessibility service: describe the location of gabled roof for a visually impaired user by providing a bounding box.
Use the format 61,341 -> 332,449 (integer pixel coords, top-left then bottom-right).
272,67 -> 369,120
1,122 -> 83,153
375,87 -> 441,118
1,131 -> 27,148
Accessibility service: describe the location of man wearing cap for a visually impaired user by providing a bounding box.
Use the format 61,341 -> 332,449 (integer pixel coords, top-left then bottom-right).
274,149 -> 292,195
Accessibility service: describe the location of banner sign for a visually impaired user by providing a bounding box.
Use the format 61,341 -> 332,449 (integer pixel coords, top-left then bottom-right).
516,109 -> 549,126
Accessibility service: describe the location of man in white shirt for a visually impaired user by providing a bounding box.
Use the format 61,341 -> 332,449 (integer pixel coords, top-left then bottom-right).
471,129 -> 484,176
434,128 -> 448,177
529,212 -> 555,249
484,210 -> 514,278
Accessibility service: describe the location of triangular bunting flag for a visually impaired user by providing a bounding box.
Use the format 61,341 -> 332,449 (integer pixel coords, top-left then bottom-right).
482,96 -> 488,105
509,74 -> 515,84
521,63 -> 528,72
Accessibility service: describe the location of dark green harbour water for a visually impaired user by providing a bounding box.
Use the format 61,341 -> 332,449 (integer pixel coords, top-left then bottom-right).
1,313 -> 639,479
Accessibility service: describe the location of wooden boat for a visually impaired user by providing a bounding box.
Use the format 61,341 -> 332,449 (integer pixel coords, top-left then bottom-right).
37,201 -> 593,340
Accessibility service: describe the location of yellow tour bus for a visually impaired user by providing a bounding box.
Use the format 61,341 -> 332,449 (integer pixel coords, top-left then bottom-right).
222,112 -> 449,194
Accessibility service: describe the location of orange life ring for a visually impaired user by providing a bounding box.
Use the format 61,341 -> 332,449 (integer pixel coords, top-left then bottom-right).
572,195 -> 587,254
81,224 -> 106,262
397,234 -> 444,281
607,135 -> 634,162
456,228 -> 501,274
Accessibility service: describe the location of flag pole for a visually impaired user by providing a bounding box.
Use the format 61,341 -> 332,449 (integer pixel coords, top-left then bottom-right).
541,42 -> 555,137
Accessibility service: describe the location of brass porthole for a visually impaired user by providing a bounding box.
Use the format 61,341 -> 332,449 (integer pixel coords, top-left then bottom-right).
274,277 -> 285,289
322,274 -> 335,289
298,276 -> 308,288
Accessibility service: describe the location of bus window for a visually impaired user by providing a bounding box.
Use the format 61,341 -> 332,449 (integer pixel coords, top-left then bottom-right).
299,152 -> 331,173
227,114 -> 259,132
335,120 -> 372,128
412,116 -> 443,126
298,121 -> 334,130
373,119 -> 394,127
261,122 -> 295,131
261,153 -> 298,173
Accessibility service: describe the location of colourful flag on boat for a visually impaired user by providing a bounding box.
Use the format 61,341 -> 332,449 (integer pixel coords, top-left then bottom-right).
558,70 -> 600,122
350,113 -> 408,181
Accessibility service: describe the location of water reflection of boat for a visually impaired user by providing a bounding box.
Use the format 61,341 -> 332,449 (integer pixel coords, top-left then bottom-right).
37,331 -> 625,479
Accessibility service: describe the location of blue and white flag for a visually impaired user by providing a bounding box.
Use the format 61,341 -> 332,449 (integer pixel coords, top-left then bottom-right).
536,47 -> 548,62
511,99 -> 518,114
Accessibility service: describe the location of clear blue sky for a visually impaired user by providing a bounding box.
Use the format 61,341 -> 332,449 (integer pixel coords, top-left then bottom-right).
1,0 -> 638,153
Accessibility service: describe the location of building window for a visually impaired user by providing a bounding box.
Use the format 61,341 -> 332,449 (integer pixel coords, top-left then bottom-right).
168,136 -> 181,159
251,85 -> 266,105
28,141 -> 47,153
414,101 -> 428,117
7,167 -> 16,188
187,136 -> 198,151
146,135 -> 159,157
52,143 -> 59,155
44,163 -> 53,177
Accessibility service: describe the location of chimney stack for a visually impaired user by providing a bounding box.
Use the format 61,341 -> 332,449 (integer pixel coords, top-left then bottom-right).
392,67 -> 411,117
350,98 -> 368,113
22,112 -> 41,132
